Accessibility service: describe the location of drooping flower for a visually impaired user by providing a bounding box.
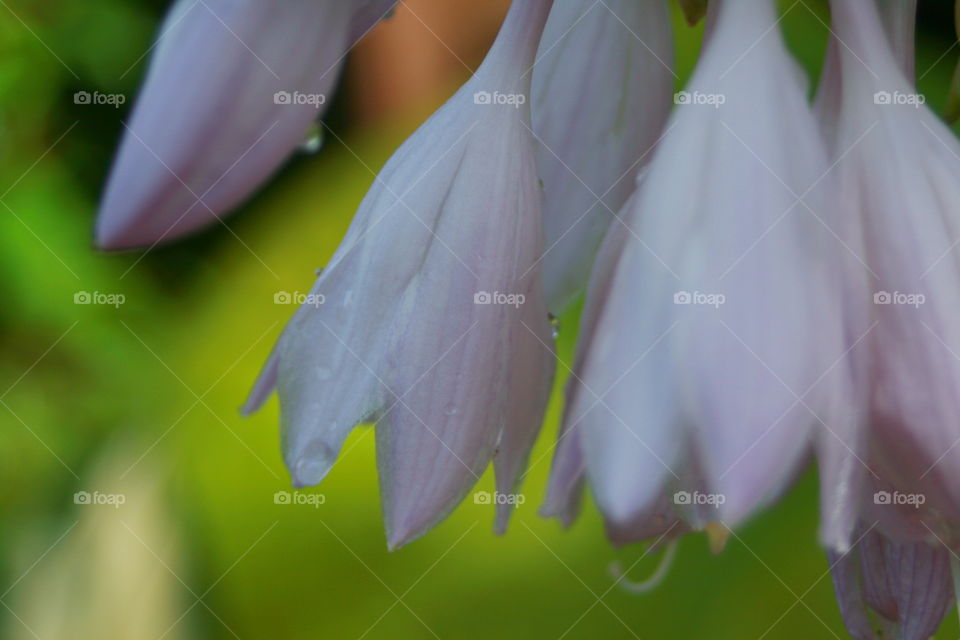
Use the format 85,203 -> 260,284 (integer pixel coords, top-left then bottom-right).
531,0 -> 673,312
96,0 -> 396,249
813,0 -> 960,635
818,0 -> 960,548
79,0 -> 960,635
245,0 -> 556,549
543,0 -> 847,542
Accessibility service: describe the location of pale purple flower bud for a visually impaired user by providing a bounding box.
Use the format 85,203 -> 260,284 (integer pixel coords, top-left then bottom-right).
548,0 -> 845,538
96,0 -> 395,249
246,0 -> 556,549
829,527 -> 953,640
532,0 -> 673,311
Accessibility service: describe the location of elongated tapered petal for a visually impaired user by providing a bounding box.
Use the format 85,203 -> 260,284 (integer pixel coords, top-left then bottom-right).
539,418 -> 585,527
492,296 -> 554,534
532,0 -> 673,311
560,0 -> 845,536
96,0 -> 393,249
247,0 -> 556,549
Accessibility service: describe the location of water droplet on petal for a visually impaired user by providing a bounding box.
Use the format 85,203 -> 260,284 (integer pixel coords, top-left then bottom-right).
547,312 -> 561,339
443,403 -> 459,416
299,123 -> 324,154
291,439 -> 338,487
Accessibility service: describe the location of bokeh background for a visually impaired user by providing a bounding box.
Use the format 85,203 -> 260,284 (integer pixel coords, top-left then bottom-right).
3,1 -> 960,638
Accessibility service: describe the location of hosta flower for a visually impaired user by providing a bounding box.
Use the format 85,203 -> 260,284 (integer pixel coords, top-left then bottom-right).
822,0 -> 960,547
96,0 -> 395,249
87,0 -> 960,635
543,0 -> 845,541
245,0 -> 556,548
816,0 -> 960,635
532,0 -> 673,311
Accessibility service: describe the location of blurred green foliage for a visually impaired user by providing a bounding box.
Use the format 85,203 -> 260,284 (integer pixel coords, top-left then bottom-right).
2,1 -> 960,638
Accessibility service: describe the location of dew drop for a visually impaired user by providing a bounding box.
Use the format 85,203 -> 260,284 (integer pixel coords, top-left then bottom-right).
299,123 -> 324,154
547,312 -> 561,339
443,403 -> 459,416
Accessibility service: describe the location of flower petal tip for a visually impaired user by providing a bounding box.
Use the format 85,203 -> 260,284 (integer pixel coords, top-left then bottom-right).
93,208 -> 203,251
92,219 -> 147,252
385,521 -> 429,552
241,349 -> 279,416
493,504 -> 512,536
538,496 -> 579,529
288,444 -> 337,489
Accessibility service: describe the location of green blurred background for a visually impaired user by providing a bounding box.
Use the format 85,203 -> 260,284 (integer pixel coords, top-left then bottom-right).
2,1 -> 960,638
